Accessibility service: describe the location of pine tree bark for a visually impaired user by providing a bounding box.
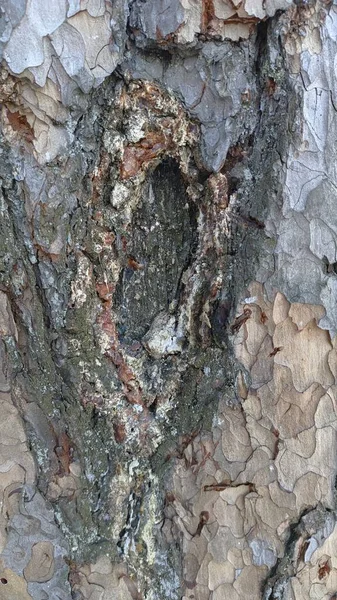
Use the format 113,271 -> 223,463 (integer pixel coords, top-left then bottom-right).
0,2 -> 336,599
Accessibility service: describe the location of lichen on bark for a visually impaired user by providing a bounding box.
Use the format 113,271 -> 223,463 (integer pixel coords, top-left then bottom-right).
0,2 -> 337,600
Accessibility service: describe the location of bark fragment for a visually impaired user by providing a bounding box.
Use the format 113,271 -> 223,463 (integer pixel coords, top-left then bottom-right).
0,2 -> 337,600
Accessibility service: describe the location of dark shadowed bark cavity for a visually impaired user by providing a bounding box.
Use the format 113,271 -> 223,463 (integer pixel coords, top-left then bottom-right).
116,159 -> 198,342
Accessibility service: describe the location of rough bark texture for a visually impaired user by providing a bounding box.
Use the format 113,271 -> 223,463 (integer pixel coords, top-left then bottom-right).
0,1 -> 337,599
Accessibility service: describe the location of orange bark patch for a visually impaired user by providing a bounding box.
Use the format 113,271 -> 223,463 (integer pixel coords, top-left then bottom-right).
127,256 -> 143,270
55,432 -> 73,476
120,131 -> 170,180
202,0 -> 215,31
113,420 -> 127,444
318,560 -> 331,580
6,108 -> 35,142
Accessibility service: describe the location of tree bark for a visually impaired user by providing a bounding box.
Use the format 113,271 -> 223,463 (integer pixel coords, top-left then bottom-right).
0,1 -> 336,599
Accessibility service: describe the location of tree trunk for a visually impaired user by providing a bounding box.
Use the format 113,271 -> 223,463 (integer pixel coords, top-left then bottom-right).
0,1 -> 336,599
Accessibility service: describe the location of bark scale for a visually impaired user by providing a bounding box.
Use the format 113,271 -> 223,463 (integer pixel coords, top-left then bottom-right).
0,1 -> 336,600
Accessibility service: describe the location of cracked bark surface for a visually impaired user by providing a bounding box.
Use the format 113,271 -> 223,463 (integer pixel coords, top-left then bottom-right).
0,1 -> 337,599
